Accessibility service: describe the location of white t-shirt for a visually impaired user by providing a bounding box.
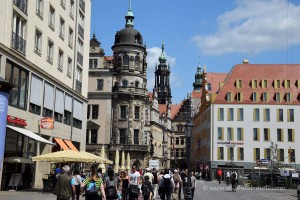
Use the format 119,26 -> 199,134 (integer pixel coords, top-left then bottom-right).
129,171 -> 140,185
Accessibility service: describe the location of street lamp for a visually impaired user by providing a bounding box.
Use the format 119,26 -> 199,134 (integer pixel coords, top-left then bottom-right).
184,119 -> 194,200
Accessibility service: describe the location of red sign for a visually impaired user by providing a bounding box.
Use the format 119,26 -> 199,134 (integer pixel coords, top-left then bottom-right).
40,118 -> 55,129
7,115 -> 27,127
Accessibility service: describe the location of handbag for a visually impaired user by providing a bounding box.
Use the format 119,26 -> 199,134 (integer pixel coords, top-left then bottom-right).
105,186 -> 117,198
129,185 -> 139,198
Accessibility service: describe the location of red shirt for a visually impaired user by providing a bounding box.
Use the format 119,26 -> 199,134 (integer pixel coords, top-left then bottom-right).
217,170 -> 222,176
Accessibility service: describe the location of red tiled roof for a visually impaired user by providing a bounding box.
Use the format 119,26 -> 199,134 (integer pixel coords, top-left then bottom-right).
214,64 -> 300,104
170,102 -> 183,119
104,56 -> 113,61
159,104 -> 168,115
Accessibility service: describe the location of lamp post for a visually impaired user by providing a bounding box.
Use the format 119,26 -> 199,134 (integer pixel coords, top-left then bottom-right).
184,119 -> 194,200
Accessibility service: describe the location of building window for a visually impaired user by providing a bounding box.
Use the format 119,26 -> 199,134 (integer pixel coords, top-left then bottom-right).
289,149 -> 295,162
43,84 -> 54,117
120,129 -> 126,144
75,66 -> 82,92
207,83 -> 212,91
89,59 -> 97,68
236,92 -> 243,102
34,29 -> 42,55
36,0 -> 43,18
97,79 -> 103,90
217,127 -> 223,140
176,138 -> 179,145
68,28 -> 73,48
134,106 -> 140,119
275,80 -> 281,88
277,129 -> 283,142
288,129 -> 294,142
285,80 -> 291,88
91,105 -> 99,119
67,58 -> 72,77
236,79 -> 242,88
60,0 -> 66,8
227,127 -> 233,140
237,128 -> 243,141
64,110 -> 71,125
12,13 -> 27,54
277,109 -> 283,122
228,147 -> 234,160
120,105 -> 127,119
254,148 -> 260,161
218,108 -> 224,121
47,39 -> 54,64
253,128 -> 260,141
59,17 -> 65,39
252,79 -> 258,88
73,118 -> 82,129
70,0 -> 75,18
14,0 -> 28,13
134,129 -> 139,145
237,108 -> 243,121
286,93 -> 292,103
275,92 -> 281,102
264,128 -> 270,141
262,92 -> 268,102
238,148 -> 244,160
226,92 -> 232,102
29,75 -> 43,115
48,6 -> 55,30
122,80 -> 128,88
123,54 -> 129,66
5,61 -> 28,110
87,105 -> 90,119
279,149 -> 284,162
135,81 -> 139,88
252,92 -> 258,102
227,108 -> 234,121
218,147 -> 224,160
253,108 -> 260,121
90,129 -> 97,144
287,109 -> 294,122
264,108 -> 270,122
262,80 -> 268,88
180,138 -> 184,145
58,49 -> 64,71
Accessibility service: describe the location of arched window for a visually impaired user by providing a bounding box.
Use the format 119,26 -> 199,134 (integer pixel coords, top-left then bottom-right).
135,81 -> 139,88
123,54 -> 129,66
135,56 -> 140,66
122,80 -> 128,88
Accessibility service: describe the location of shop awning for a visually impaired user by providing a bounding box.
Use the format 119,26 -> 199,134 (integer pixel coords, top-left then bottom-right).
7,125 -> 54,145
53,137 -> 69,150
64,140 -> 79,152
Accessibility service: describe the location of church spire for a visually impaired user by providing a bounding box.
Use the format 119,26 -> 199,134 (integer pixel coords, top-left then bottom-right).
159,43 -> 167,63
125,0 -> 134,27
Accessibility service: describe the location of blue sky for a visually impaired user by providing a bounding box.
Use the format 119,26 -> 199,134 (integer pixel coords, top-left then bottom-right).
91,0 -> 300,104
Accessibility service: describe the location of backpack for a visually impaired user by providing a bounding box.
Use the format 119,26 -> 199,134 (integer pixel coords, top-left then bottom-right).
86,180 -> 98,195
163,177 -> 172,194
232,173 -> 236,180
152,172 -> 158,184
142,183 -> 150,196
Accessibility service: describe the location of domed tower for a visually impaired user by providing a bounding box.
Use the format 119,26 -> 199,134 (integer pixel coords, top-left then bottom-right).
110,1 -> 148,162
154,43 -> 172,104
193,65 -> 203,91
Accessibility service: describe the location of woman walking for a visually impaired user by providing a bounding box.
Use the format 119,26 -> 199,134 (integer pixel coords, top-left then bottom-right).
81,169 -> 106,200
120,171 -> 129,200
72,169 -> 82,200
104,168 -> 118,200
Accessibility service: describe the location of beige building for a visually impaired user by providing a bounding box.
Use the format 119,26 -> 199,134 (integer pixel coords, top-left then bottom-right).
0,0 -> 91,189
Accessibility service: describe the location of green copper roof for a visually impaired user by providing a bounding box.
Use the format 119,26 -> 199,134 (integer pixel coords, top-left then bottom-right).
125,0 -> 134,26
196,65 -> 201,75
159,43 -> 167,63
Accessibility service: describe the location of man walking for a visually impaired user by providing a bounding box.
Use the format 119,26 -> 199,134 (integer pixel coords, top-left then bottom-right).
217,168 -> 222,184
54,165 -> 73,200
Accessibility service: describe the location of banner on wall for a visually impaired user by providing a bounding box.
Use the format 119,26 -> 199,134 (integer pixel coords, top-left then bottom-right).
40,118 -> 55,129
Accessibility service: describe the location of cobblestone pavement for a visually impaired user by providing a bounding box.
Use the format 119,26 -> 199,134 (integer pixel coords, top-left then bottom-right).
0,180 -> 297,200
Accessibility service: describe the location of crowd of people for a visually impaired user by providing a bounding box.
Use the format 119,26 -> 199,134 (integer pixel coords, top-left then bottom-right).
217,168 -> 238,192
51,164 -> 198,200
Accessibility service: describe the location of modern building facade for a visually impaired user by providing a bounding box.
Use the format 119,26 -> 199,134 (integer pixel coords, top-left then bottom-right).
0,0 -> 91,189
193,61 -> 300,180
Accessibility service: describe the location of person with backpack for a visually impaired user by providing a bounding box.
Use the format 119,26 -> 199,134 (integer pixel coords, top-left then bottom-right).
141,175 -> 153,200
128,165 -> 140,200
231,171 -> 237,192
104,168 -> 118,200
158,169 -> 175,200
81,169 -> 106,200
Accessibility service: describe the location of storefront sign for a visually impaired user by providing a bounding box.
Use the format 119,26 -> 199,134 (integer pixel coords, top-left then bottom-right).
217,141 -> 244,145
40,118 -> 55,129
7,115 -> 27,127
149,159 -> 160,170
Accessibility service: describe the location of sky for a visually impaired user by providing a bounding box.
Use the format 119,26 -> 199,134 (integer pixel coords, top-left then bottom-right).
90,0 -> 300,104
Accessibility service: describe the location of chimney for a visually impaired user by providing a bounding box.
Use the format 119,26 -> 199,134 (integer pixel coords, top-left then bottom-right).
243,59 -> 249,64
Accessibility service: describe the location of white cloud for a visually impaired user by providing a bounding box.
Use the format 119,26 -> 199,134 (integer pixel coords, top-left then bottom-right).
146,47 -> 177,91
191,0 -> 300,55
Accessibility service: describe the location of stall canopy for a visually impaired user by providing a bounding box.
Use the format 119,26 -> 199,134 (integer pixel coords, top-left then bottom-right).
32,150 -> 95,163
53,137 -> 69,150
6,125 -> 54,145
80,151 -> 113,164
64,140 -> 79,152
